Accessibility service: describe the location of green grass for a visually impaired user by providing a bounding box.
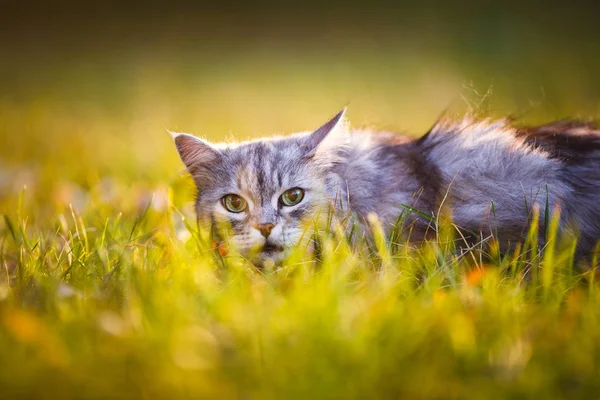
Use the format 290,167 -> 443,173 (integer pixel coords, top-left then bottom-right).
1,180 -> 600,399
2,15 -> 600,397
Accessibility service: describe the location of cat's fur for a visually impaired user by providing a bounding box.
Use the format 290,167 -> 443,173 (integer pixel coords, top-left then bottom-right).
173,108 -> 600,264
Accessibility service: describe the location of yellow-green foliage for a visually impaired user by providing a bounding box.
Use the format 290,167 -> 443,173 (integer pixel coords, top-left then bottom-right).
2,27 -> 600,397
1,175 -> 599,399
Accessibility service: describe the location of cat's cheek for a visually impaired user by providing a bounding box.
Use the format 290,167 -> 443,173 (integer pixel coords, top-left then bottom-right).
284,229 -> 306,248
281,225 -> 309,249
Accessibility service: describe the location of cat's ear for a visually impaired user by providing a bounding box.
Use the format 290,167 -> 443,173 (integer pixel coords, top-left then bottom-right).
304,107 -> 349,156
172,132 -> 222,180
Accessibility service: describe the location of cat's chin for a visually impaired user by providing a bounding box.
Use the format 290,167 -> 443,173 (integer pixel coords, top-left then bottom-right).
251,255 -> 284,268
251,245 -> 285,267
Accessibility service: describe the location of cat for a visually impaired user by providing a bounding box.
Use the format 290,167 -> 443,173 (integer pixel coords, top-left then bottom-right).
173,107 -> 600,265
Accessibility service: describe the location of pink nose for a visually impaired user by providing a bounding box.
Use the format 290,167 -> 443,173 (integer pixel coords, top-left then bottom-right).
255,223 -> 275,238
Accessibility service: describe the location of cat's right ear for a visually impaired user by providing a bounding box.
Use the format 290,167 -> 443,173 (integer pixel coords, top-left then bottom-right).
171,132 -> 222,179
305,107 -> 348,154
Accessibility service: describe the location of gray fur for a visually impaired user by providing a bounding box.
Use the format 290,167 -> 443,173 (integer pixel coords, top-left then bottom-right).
173,109 -> 600,264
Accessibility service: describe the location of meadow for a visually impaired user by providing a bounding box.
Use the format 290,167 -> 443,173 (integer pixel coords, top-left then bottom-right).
1,6 -> 600,398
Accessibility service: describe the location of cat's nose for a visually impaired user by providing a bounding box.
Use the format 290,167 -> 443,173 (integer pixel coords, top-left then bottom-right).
255,223 -> 275,238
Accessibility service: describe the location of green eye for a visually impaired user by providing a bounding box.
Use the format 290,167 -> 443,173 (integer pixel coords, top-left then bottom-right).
280,187 -> 305,207
221,194 -> 247,213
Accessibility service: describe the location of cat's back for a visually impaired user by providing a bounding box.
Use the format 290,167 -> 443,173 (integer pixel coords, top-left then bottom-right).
416,118 -> 566,237
419,118 -> 561,184
418,118 -> 600,186
515,120 -> 600,164
417,117 -> 600,247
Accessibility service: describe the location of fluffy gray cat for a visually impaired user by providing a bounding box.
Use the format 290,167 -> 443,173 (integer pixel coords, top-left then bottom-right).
173,108 -> 600,265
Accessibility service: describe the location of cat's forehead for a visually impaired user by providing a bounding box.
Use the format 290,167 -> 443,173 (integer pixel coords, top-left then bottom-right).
224,137 -> 312,193
226,138 -> 303,169
226,134 -> 305,157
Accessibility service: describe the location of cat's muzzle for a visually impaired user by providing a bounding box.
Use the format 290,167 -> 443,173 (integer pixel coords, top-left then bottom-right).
262,242 -> 284,253
252,241 -> 285,266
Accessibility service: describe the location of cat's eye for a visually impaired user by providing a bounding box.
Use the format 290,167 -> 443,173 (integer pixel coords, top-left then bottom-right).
280,187 -> 305,207
221,194 -> 247,213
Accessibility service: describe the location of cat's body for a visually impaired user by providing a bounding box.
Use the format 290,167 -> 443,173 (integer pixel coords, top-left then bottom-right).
173,109 -> 600,264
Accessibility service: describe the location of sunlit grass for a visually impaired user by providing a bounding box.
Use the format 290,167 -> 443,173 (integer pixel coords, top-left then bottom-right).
1,32 -> 600,397
1,174 -> 600,398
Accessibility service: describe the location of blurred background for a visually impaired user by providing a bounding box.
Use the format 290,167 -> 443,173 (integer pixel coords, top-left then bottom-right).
1,0 -> 600,208
2,4 -> 600,397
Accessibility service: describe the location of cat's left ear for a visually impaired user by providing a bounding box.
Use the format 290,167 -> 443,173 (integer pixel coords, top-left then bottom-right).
171,132 -> 223,184
304,107 -> 349,157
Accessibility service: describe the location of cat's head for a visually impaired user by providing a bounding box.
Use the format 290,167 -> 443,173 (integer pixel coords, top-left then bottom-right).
173,108 -> 349,265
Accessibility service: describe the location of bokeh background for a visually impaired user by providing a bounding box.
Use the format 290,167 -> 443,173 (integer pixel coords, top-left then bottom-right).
1,3 -> 600,398
1,0 -> 600,205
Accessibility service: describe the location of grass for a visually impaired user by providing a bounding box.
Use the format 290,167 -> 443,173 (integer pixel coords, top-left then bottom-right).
2,12 -> 600,397
1,180 -> 600,400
